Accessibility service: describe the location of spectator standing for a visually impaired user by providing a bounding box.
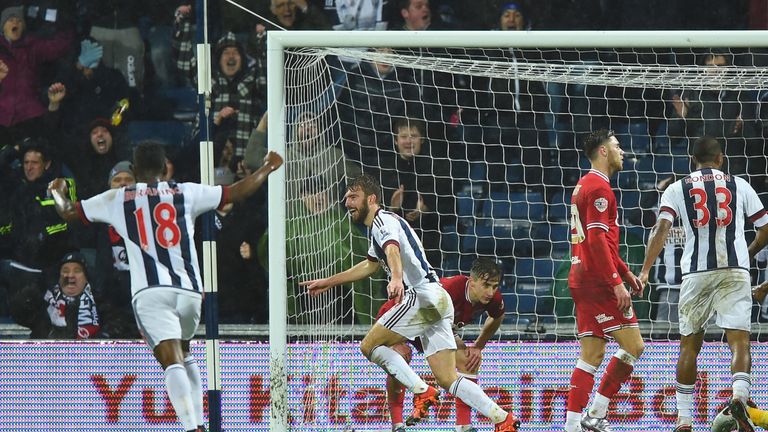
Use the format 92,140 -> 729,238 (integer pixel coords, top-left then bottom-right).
174,5 -> 267,156
0,5 -> 73,142
86,0 -> 147,92
54,39 -> 131,143
378,117 -> 455,270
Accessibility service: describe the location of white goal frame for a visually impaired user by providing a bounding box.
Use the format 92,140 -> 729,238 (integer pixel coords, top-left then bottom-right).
266,29 -> 768,429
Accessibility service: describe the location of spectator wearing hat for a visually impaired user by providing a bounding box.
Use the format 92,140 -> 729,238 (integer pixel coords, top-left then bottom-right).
174,5 -> 277,157
92,161 -> 139,337
0,5 -> 74,143
10,251 -> 101,339
53,39 -> 130,145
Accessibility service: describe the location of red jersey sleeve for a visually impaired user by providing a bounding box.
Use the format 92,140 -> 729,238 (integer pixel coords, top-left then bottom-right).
583,184 -> 613,233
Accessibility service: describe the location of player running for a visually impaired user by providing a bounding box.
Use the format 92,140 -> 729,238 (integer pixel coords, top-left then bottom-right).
639,136 -> 768,432
49,141 -> 283,432
379,257 -> 505,432
302,174 -> 520,432
566,129 -> 645,432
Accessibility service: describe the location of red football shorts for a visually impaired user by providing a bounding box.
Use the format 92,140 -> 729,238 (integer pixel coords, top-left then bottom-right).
569,286 -> 639,339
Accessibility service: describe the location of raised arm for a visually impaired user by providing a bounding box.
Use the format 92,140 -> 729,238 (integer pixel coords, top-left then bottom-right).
225,151 -> 283,204
48,178 -> 80,223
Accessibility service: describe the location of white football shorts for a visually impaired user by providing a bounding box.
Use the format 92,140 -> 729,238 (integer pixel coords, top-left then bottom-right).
377,282 -> 456,357
679,269 -> 751,336
132,286 -> 202,349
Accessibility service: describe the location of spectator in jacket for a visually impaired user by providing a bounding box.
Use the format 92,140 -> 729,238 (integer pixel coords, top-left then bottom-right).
10,251 -> 100,339
0,5 -> 73,142
378,117 -> 455,269
174,5 -> 266,156
54,39 -> 131,145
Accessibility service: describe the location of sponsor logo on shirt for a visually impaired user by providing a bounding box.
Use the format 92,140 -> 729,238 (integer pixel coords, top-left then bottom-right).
595,313 -> 614,323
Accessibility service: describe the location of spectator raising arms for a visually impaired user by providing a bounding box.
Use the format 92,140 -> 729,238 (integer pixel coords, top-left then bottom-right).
0,5 -> 73,142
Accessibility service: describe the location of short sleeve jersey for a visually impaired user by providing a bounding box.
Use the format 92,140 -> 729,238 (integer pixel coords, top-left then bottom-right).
78,182 -> 227,296
366,209 -> 438,287
569,169 -> 626,289
658,168 -> 768,275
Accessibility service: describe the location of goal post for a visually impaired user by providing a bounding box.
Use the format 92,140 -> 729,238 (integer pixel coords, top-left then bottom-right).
268,30 -> 768,429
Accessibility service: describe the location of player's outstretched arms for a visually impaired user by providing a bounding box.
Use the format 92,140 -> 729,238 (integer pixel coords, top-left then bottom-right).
48,178 -> 79,223
226,151 -> 283,204
301,259 -> 380,297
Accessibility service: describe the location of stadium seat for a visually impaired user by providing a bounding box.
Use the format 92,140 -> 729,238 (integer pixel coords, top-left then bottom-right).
652,121 -> 670,152
127,120 -> 192,147
455,191 -> 478,228
484,191 -> 546,221
156,87 -> 198,121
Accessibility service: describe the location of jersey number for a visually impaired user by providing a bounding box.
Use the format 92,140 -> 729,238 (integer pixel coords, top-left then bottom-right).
569,204 -> 586,244
688,187 -> 733,228
134,203 -> 181,249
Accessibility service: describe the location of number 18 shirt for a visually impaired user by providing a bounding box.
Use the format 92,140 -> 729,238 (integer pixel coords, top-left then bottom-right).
77,182 -> 227,296
569,169 -> 629,289
658,168 -> 768,275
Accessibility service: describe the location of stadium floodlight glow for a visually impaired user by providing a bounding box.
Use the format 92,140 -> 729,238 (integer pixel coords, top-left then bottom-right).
268,30 -> 768,430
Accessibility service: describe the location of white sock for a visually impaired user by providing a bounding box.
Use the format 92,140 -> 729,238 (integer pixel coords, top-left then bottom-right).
588,393 -> 610,419
448,376 -> 507,424
732,372 -> 751,402
164,364 -> 197,431
184,356 -> 205,427
370,345 -> 428,394
565,411 -> 582,432
456,425 -> 474,432
676,382 -> 695,420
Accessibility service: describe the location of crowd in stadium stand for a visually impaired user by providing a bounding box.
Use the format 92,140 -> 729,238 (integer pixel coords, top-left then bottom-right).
1,0 -> 768,337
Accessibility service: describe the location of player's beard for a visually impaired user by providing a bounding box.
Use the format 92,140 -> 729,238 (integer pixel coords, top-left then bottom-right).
350,201 -> 370,224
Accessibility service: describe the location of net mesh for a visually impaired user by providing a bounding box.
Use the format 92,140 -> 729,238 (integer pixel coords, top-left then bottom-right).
281,46 -> 768,345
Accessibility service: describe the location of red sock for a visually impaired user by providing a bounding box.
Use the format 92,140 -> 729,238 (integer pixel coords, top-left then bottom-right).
455,376 -> 477,426
387,374 -> 405,424
567,365 -> 595,413
596,355 -> 634,400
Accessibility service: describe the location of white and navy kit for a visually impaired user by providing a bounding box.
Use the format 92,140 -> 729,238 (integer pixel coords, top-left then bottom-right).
368,209 -> 456,356
655,222 -> 685,288
77,181 -> 227,347
658,168 -> 768,334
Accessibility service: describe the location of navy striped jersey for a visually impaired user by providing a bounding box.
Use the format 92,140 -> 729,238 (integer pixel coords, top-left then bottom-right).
658,168 -> 768,275
654,223 -> 685,287
78,182 -> 227,296
366,209 -> 438,288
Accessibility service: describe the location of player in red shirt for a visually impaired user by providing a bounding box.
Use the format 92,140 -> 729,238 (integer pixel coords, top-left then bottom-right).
566,129 -> 645,432
378,257 -> 505,432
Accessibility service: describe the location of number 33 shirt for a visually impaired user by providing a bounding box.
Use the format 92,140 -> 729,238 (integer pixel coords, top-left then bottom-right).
77,182 -> 228,295
658,168 -> 768,275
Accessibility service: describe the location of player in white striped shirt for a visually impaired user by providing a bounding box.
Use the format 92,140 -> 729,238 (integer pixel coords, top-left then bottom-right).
302,174 -> 520,432
49,141 -> 283,432
639,136 -> 768,432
